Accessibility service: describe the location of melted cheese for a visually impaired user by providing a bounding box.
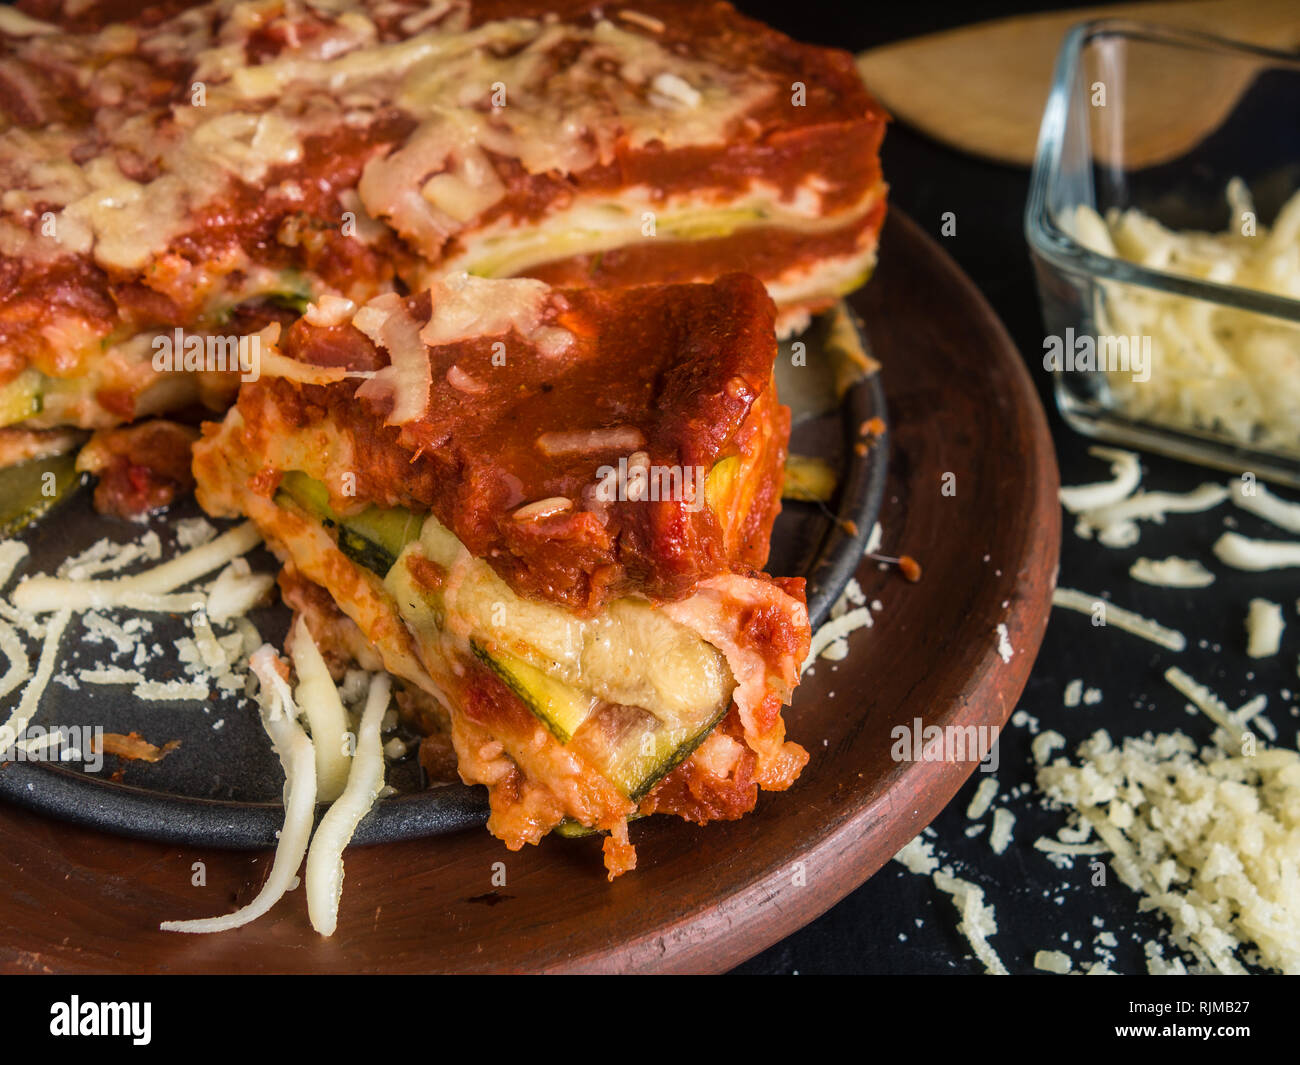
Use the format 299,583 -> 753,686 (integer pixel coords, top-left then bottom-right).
2,2 -> 774,275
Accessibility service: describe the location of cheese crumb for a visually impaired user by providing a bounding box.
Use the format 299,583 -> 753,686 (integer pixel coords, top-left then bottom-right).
989,808 -> 1015,855
1038,729 -> 1300,974
1033,949 -> 1073,974
1129,556 -> 1215,588
1052,587 -> 1186,651
1245,598 -> 1284,659
995,623 -> 1013,663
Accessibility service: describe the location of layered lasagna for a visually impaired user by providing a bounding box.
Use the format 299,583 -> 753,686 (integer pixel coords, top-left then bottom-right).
0,0 -> 887,440
193,273 -> 811,874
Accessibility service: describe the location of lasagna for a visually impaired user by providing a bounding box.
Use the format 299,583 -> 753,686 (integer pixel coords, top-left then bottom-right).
0,0 -> 887,440
193,272 -> 811,875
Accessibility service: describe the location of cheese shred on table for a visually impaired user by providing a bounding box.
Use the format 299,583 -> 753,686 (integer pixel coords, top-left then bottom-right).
1052,587 -> 1186,652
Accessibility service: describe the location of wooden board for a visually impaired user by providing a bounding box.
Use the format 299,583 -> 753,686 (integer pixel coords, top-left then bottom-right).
857,0 -> 1300,168
0,211 -> 1060,974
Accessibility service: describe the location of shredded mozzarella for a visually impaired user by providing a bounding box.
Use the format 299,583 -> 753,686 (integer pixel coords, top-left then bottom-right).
1129,556 -> 1215,588
305,672 -> 391,936
1074,484 -> 1228,548
161,647 -> 317,933
288,618 -> 353,802
1214,531 -> 1300,571
1230,478 -> 1300,533
1245,598 -> 1285,659
12,523 -> 260,613
1052,587 -> 1186,651
1058,446 -> 1142,512
0,610 -> 69,756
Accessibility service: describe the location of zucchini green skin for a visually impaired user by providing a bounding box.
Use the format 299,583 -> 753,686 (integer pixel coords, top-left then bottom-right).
602,700 -> 732,802
554,813 -> 644,839
0,369 -> 44,429
275,470 -> 420,577
470,641 -> 597,744
0,452 -> 83,538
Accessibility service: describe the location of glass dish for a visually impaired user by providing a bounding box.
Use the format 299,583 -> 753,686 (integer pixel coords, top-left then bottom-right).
1026,18 -> 1300,485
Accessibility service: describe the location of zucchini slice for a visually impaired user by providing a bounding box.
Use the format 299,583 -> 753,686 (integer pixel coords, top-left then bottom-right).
571,700 -> 731,802
472,642 -> 597,743
276,471 -> 421,576
0,452 -> 83,537
782,454 -> 837,503
0,370 -> 43,429
279,472 -> 734,807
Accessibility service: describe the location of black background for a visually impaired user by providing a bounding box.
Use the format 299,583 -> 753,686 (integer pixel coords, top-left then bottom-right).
731,0 -> 1299,975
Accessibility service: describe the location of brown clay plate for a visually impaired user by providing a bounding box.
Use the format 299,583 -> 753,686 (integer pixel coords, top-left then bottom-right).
0,210 -> 1059,974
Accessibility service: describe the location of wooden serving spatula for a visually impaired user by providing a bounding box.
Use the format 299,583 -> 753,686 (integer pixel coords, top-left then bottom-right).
856,0 -> 1300,168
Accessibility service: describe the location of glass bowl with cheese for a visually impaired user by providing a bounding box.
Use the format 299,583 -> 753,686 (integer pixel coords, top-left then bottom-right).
1026,19 -> 1300,485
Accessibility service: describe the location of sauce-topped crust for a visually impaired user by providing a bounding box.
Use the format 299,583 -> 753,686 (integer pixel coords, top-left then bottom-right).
221,273 -> 788,612
2,0 -> 885,413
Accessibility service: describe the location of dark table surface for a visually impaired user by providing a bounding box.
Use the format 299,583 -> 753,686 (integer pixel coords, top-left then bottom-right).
732,0 -> 1297,974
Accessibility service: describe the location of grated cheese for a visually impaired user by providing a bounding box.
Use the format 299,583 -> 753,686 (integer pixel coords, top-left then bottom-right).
1073,484 -> 1228,549
175,517 -> 218,550
1038,729 -> 1300,974
934,871 -> 1007,975
1033,949 -> 1073,974
1230,478 -> 1300,533
893,834 -> 1008,974
1031,730 -> 1066,766
12,523 -> 260,614
1164,666 -> 1243,743
58,533 -> 161,580
1033,837 -> 1109,857
966,776 -> 998,821
802,606 -> 873,674
1069,186 -> 1300,455
893,833 -> 941,876
995,623 -> 1014,663
1052,587 -> 1186,651
206,559 -> 275,623
288,618 -> 352,802
305,672 -> 391,936
0,610 -> 69,757
1213,531 -> 1300,571
0,619 -> 30,701
134,679 -> 210,702
1058,446 -> 1142,513
1128,556 -> 1215,588
1245,598 -> 1285,659
864,522 -> 883,557
161,647 -> 317,934
1232,693 -> 1274,741
79,666 -> 145,685
0,541 -> 30,589
989,808 -> 1015,856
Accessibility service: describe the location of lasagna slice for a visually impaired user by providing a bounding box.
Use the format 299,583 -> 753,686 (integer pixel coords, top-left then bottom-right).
1,0 -> 886,437
193,273 -> 810,875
